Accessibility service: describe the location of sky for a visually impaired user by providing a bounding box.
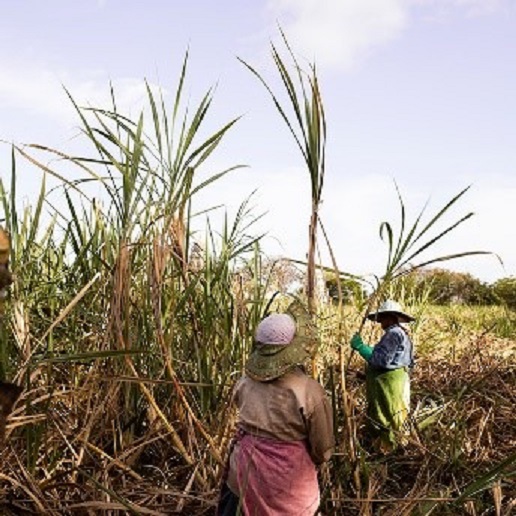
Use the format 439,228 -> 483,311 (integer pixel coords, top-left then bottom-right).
0,0 -> 515,283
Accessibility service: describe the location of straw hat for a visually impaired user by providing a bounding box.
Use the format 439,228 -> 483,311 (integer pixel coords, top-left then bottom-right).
245,301 -> 317,382
366,299 -> 415,323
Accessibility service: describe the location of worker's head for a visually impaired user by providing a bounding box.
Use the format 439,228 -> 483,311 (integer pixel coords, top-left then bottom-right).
245,301 -> 316,382
376,312 -> 402,330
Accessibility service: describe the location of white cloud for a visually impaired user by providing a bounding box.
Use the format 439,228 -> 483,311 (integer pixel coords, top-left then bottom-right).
320,177 -> 514,283
419,0 -> 505,16
440,184 -> 516,282
0,58 -> 152,131
230,171 -> 510,283
411,0 -> 510,20
267,0 -> 409,70
456,0 -> 500,11
266,0 -> 509,71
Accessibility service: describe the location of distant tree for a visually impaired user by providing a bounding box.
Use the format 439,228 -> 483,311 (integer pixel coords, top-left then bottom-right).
238,256 -> 304,297
325,273 -> 366,305
466,280 -> 499,305
492,277 -> 516,309
405,268 -> 497,305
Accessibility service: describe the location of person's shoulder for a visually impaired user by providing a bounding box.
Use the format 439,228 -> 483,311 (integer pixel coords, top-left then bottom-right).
304,375 -> 326,392
233,374 -> 251,394
279,369 -> 317,393
232,374 -> 264,405
387,325 -> 405,337
285,370 -> 328,400
280,372 -> 330,416
388,324 -> 413,343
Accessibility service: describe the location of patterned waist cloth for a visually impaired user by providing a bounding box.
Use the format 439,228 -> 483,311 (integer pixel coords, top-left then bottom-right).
226,429 -> 319,516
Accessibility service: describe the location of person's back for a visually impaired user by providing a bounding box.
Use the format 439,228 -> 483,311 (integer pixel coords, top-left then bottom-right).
218,309 -> 334,516
233,369 -> 333,461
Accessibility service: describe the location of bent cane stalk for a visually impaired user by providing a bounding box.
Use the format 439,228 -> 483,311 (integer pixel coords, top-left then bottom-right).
347,183 -> 493,368
319,218 -> 361,491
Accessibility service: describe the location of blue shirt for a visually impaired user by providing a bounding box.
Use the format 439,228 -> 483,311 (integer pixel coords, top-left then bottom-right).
369,324 -> 414,370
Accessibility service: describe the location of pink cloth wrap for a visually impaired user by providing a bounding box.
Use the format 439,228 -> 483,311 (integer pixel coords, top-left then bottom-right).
234,432 -> 319,516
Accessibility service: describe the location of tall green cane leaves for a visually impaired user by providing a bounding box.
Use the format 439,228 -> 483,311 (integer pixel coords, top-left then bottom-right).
21,51 -> 242,249
240,29 -> 326,311
352,184 -> 494,355
380,183 -> 492,283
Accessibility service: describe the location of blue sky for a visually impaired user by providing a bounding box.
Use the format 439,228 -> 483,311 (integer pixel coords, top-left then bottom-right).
1,0 -> 515,282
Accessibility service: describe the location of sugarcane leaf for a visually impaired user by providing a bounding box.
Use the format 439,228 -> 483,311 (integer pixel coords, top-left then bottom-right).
393,251 -> 496,278
413,185 -> 472,244
379,221 -> 394,270
396,213 -> 475,271
238,57 -> 307,162
454,452 -> 516,503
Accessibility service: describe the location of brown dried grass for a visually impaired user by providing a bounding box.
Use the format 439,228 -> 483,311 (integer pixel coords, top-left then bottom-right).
0,310 -> 514,515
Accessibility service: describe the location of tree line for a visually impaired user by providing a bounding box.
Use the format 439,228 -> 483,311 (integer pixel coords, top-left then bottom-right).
325,268 -> 516,308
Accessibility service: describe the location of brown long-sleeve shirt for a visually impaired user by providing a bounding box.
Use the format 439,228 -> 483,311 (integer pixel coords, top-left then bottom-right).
230,368 -> 335,464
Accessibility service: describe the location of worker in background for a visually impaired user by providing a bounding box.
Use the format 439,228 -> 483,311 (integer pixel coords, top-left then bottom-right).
350,299 -> 415,452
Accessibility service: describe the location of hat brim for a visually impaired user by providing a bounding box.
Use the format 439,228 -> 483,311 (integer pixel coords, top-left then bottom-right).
366,310 -> 415,323
245,342 -> 310,381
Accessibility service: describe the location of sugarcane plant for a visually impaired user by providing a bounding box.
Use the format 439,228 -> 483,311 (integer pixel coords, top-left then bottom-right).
239,28 -> 326,315
354,183 -> 493,342
0,52 -> 266,494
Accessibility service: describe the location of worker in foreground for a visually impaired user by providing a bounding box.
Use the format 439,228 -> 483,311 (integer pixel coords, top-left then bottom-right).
218,302 -> 334,516
350,299 -> 415,452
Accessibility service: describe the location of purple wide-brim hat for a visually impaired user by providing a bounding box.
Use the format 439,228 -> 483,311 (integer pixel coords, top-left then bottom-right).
245,302 -> 317,382
255,313 -> 296,345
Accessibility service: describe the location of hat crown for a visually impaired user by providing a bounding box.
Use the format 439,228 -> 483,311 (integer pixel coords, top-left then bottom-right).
366,298 -> 415,322
378,299 -> 403,313
255,313 -> 296,346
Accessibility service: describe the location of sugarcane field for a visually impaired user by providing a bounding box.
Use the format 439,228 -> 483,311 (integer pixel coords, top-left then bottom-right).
1,3 -> 515,515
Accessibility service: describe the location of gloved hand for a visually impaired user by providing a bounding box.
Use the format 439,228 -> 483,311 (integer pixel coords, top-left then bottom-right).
350,333 -> 364,350
350,333 -> 373,361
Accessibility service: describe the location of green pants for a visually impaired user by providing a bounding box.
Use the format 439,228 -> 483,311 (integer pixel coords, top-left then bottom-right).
365,367 -> 410,450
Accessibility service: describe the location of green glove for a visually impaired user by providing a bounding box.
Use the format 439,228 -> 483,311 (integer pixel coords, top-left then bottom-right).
350,333 -> 373,361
